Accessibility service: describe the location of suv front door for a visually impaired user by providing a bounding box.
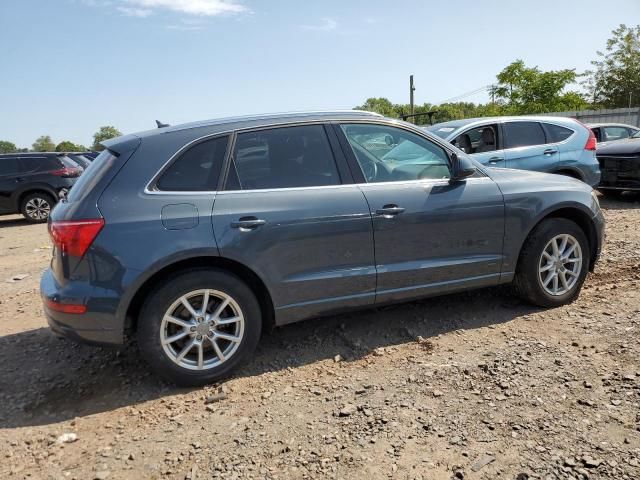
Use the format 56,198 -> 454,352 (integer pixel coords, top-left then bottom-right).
336,123 -> 505,304
212,124 -> 376,325
0,157 -> 20,214
453,123 -> 506,168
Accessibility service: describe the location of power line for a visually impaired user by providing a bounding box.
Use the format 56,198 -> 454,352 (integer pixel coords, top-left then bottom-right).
435,84 -> 494,104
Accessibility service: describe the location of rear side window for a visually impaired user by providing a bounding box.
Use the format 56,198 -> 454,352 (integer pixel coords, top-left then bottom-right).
0,158 -> 19,175
20,157 -> 42,172
232,125 -> 340,190
503,122 -> 546,149
156,136 -> 229,191
543,123 -> 574,143
603,126 -> 631,141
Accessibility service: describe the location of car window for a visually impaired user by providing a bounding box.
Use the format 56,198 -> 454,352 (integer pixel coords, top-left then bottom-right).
453,124 -> 499,154
233,125 -> 340,190
340,124 -> 451,183
543,123 -> 574,143
603,127 -> 630,141
503,122 -> 546,149
0,157 -> 20,176
19,157 -> 41,173
156,136 -> 229,191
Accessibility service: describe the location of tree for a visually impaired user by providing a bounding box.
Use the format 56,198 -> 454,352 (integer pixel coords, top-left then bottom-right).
55,141 -> 86,152
584,24 -> 640,108
490,60 -> 587,114
32,135 -> 55,152
92,126 -> 122,151
0,140 -> 17,153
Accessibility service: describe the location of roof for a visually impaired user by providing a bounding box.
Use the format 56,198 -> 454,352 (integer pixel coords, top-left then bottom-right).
0,152 -> 66,157
424,115 -> 583,138
130,110 -> 385,139
586,122 -> 639,129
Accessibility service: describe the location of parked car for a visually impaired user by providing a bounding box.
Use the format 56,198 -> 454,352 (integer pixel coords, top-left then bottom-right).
588,123 -> 639,148
66,152 -> 93,169
0,153 -> 83,222
425,116 -> 601,187
41,111 -> 605,386
596,129 -> 640,195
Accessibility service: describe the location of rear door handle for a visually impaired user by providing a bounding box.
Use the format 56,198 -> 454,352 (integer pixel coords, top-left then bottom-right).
14,177 -> 26,183
544,149 -> 558,155
488,157 -> 502,165
230,217 -> 266,230
376,205 -> 405,217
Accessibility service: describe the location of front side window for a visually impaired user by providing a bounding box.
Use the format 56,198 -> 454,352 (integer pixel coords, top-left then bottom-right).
341,124 -> 451,183
503,122 -> 546,149
603,126 -> 630,141
453,124 -> 499,154
156,136 -> 229,191
232,125 -> 340,190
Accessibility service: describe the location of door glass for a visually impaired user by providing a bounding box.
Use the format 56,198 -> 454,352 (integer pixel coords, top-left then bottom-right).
453,125 -> 499,153
156,136 -> 229,191
503,122 -> 546,149
603,127 -> 630,141
19,157 -> 41,173
233,125 -> 340,190
0,157 -> 19,175
340,124 -> 451,183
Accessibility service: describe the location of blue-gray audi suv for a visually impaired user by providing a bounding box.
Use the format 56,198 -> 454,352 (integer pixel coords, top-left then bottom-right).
41,111 -> 605,386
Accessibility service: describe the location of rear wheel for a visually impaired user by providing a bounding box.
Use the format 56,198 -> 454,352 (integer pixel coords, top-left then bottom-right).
514,218 -> 590,307
20,192 -> 55,223
137,269 -> 262,386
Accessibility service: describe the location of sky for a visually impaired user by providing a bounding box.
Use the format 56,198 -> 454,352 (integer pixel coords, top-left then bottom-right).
1,0 -> 639,148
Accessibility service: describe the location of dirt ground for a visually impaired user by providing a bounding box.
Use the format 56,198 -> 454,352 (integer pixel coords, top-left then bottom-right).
0,194 -> 639,480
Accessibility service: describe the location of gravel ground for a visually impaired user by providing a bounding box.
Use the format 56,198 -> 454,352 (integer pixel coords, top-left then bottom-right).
0,194 -> 639,480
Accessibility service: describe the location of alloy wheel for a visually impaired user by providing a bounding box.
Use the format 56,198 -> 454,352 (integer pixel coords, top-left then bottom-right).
25,197 -> 51,220
160,289 -> 245,370
538,234 -> 583,296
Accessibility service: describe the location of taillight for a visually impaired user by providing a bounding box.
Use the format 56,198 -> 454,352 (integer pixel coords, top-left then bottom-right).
45,298 -> 87,314
576,120 -> 597,151
48,219 -> 105,257
50,167 -> 82,178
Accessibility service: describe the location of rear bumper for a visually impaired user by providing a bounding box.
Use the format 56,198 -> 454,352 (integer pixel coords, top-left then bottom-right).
597,156 -> 640,190
591,209 -> 605,270
40,269 -> 124,346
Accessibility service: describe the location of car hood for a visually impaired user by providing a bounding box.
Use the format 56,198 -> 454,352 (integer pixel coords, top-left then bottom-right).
484,167 -> 593,194
596,137 -> 640,155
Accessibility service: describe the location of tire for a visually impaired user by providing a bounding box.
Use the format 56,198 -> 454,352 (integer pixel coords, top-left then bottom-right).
137,269 -> 262,386
20,192 -> 55,223
514,218 -> 590,308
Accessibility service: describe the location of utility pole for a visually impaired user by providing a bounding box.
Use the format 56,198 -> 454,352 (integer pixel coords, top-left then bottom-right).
409,75 -> 415,122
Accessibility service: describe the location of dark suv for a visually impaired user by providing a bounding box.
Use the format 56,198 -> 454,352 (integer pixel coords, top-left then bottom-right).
0,153 -> 83,222
41,111 -> 605,386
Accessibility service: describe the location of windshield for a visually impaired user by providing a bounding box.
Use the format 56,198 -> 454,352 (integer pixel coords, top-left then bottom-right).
425,125 -> 458,139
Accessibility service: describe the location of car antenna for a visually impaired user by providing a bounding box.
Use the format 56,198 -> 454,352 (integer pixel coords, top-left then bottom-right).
155,120 -> 170,128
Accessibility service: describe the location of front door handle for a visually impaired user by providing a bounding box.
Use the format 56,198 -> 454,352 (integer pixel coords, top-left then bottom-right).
544,149 -> 558,155
230,217 -> 266,230
376,205 -> 405,218
14,177 -> 26,183
488,157 -> 502,165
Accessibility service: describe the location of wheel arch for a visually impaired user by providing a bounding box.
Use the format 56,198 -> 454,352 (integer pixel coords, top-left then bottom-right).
519,205 -> 599,273
15,186 -> 58,211
123,256 -> 275,336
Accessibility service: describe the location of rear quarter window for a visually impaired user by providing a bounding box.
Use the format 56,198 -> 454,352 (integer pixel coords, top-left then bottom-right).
155,136 -> 229,191
543,123 -> 574,143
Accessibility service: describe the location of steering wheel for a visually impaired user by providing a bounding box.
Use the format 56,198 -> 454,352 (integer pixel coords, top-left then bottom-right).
359,155 -> 378,182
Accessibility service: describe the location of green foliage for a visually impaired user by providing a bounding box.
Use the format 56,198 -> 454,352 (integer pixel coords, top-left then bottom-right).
490,60 -> 587,113
0,140 -> 17,153
55,141 -> 86,152
356,59 -> 591,123
92,126 -> 122,151
584,24 -> 640,108
32,135 -> 56,152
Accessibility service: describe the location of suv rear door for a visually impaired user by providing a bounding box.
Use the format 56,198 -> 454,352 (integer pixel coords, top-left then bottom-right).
212,123 -> 376,325
503,121 -> 559,172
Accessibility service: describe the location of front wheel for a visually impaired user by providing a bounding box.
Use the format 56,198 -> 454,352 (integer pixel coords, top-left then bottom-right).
137,269 -> 262,386
514,218 -> 590,307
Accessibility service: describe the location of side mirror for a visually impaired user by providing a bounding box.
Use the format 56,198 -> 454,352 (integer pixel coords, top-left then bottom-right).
450,152 -> 476,182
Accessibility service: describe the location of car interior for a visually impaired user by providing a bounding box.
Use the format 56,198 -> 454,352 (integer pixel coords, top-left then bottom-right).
453,125 -> 499,153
